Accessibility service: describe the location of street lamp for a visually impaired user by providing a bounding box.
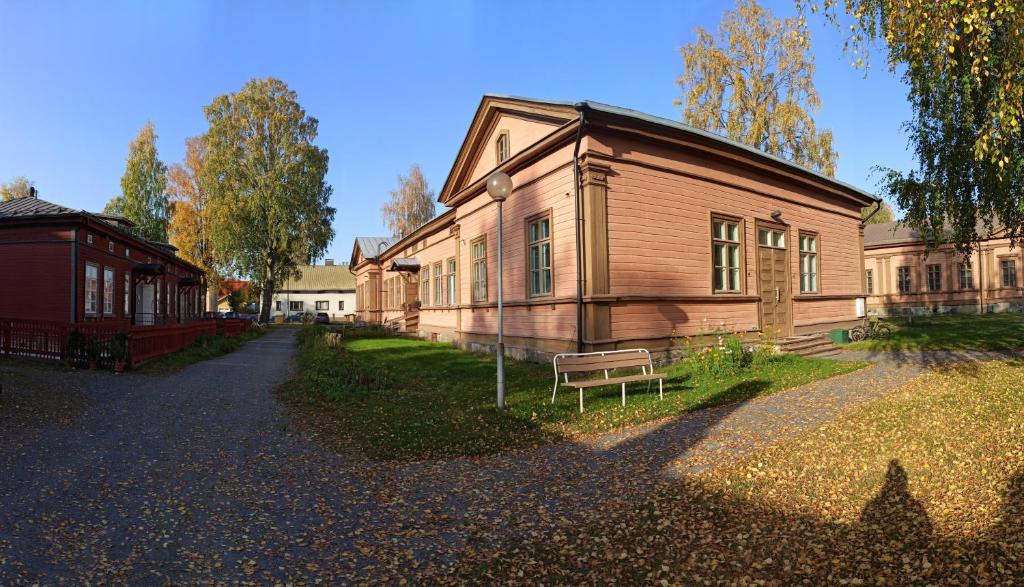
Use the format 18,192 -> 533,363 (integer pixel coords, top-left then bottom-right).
486,171 -> 513,410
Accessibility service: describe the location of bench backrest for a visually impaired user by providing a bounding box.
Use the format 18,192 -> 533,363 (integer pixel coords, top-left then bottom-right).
554,349 -> 652,375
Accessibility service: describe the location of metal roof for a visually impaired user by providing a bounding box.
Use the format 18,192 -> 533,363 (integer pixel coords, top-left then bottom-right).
864,219 -> 1001,247
354,236 -> 395,261
0,196 -> 78,217
483,94 -> 880,204
389,258 -> 420,271
279,264 -> 356,292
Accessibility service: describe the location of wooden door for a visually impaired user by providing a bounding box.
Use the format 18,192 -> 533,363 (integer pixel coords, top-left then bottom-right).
757,226 -> 792,336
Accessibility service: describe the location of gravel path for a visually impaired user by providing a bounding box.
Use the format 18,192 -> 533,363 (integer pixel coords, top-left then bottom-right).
1,331 -> 1013,583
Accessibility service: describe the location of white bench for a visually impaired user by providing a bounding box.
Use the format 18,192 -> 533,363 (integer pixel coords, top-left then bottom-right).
552,349 -> 666,413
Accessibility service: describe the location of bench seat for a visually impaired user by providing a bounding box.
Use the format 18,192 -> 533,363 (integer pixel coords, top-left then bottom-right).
566,372 -> 666,389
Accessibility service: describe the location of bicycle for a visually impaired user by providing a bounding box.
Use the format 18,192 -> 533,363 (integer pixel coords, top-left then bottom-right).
849,317 -> 892,342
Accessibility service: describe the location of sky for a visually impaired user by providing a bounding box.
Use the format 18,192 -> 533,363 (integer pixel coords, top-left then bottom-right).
0,0 -> 913,265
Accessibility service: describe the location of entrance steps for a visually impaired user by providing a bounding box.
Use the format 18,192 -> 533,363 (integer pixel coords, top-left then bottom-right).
778,333 -> 841,358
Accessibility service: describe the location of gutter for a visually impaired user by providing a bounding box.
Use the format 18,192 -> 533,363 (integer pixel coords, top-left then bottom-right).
862,200 -> 883,224
572,103 -> 588,353
71,226 -> 79,323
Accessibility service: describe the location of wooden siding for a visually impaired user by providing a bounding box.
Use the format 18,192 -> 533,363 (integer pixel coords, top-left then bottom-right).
466,113 -> 562,186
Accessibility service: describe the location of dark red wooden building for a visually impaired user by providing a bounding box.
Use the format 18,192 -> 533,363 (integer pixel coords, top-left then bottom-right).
0,195 -> 206,326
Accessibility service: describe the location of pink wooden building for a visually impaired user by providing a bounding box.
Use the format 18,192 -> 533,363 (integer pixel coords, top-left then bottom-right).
864,221 -> 1024,315
352,96 -> 878,359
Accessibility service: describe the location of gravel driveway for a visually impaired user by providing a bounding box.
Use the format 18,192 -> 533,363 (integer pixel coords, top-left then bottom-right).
1,329 -> 1007,583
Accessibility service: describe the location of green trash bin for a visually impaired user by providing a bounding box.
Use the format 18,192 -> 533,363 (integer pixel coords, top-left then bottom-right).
829,328 -> 850,344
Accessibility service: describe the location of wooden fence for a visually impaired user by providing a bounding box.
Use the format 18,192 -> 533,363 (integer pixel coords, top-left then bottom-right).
0,318 -> 250,367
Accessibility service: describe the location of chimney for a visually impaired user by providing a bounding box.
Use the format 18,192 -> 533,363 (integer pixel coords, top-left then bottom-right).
29,186 -> 37,199
325,259 -> 334,266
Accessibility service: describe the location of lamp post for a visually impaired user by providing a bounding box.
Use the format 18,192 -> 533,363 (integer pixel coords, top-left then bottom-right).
486,171 -> 513,410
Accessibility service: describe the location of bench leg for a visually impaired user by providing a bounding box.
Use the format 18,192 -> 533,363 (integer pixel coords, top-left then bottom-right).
551,382 -> 558,404
659,378 -> 663,400
579,389 -> 584,413
621,382 -> 626,407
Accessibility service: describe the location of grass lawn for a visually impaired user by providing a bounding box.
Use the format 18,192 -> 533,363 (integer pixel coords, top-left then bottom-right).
135,328 -> 265,374
453,360 -> 1024,584
842,312 -> 1024,352
282,329 -> 864,460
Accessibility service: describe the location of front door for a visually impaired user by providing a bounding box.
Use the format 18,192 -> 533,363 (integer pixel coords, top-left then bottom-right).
757,225 -> 791,336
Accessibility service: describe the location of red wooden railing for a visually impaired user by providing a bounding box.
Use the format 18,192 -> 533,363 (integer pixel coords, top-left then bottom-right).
0,317 -> 250,368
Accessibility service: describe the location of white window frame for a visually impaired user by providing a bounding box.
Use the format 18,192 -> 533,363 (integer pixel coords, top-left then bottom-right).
316,300 -> 329,311
85,263 -> 99,315
289,300 -> 304,312
959,262 -> 973,289
471,237 -> 487,302
527,214 -> 553,297
799,233 -> 818,293
712,217 -> 742,293
865,269 -> 873,295
446,258 -> 457,307
103,267 -> 114,315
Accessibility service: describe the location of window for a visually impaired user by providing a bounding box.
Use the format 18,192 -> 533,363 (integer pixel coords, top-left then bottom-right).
865,269 -> 873,294
926,264 -> 942,291
446,258 -> 457,306
125,247 -> 130,258
276,300 -> 282,311
156,279 -> 162,316
1002,259 -> 1017,287
103,267 -> 114,315
959,262 -> 973,289
471,237 -> 487,302
85,264 -> 98,315
338,300 -> 344,311
712,218 -> 741,293
289,301 -> 303,312
433,263 -> 443,305
124,274 -> 130,317
897,266 -> 912,293
421,271 -> 430,305
86,233 -> 94,245
799,233 -> 818,293
758,227 -> 785,248
496,131 -> 510,164
108,241 -> 114,252
527,214 -> 552,296
316,300 -> 328,311
170,283 -> 176,316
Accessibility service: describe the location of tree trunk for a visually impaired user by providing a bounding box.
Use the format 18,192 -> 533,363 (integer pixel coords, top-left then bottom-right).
260,270 -> 275,323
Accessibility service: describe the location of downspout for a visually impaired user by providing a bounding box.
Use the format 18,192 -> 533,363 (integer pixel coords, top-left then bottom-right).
70,226 -> 79,323
863,200 -> 882,224
572,103 -> 588,353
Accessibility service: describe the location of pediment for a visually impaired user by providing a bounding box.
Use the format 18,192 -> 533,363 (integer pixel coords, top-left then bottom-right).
438,95 -> 577,204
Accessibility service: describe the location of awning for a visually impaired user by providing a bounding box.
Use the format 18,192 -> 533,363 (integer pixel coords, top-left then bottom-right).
389,258 -> 420,272
132,263 -> 165,276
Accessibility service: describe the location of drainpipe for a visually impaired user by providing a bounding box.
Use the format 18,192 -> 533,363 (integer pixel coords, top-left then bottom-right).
70,226 -> 79,323
572,103 -> 588,353
863,200 -> 882,224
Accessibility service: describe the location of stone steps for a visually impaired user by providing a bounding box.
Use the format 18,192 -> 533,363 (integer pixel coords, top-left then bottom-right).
778,334 -> 841,358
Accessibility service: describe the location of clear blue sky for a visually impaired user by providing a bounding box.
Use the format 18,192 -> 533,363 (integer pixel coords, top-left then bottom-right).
0,1 -> 911,264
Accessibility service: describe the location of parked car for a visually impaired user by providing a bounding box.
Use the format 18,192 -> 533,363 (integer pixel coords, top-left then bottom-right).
315,312 -> 330,325
285,313 -> 305,323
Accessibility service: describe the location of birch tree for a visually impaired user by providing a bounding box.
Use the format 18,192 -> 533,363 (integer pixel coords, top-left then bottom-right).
677,0 -> 838,175
0,176 -> 35,201
381,164 -> 436,238
202,77 -> 335,322
167,135 -> 221,310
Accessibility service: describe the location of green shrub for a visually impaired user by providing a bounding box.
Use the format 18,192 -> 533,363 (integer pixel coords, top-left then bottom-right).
679,331 -> 754,378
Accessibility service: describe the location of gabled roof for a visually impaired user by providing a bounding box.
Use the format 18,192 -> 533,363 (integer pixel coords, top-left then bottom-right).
0,196 -> 78,217
864,219 -> 1004,247
279,264 -> 356,291
353,237 -> 395,262
389,258 -> 420,271
438,94 -> 879,208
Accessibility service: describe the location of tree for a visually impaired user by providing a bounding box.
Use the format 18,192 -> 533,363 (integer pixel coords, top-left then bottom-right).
167,135 -> 221,311
1,176 -> 35,201
381,164 -> 436,238
804,0 -> 1023,252
120,122 -> 169,242
202,77 -> 335,322
103,195 -> 126,216
862,200 -> 896,224
676,0 -> 838,176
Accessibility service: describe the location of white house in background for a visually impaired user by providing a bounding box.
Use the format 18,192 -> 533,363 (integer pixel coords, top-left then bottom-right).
271,261 -> 356,322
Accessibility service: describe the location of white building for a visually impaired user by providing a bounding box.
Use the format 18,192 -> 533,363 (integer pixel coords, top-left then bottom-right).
271,261 -> 356,322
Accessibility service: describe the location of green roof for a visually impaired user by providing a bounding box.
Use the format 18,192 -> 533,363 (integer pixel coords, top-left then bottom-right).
279,264 -> 355,292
